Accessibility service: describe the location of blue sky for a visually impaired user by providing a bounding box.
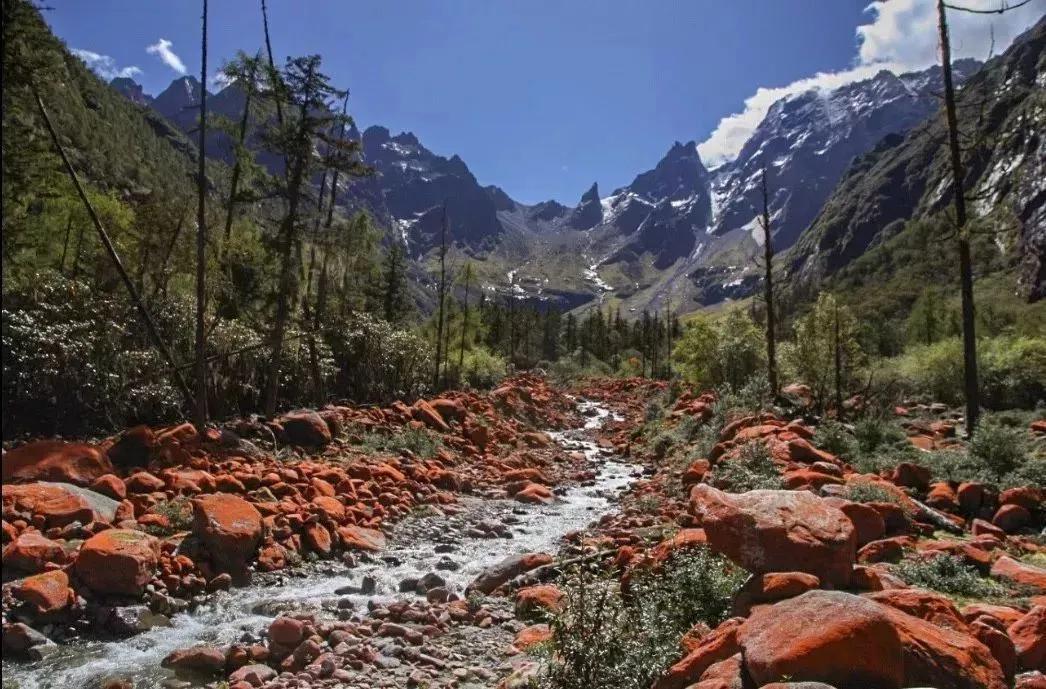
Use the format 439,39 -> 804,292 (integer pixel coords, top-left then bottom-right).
44,1 -> 1044,205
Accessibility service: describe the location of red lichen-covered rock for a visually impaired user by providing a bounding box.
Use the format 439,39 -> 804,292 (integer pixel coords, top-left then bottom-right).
515,585 -> 565,615
12,570 -> 74,615
992,504 -> 1032,533
411,400 -> 449,432
880,600 -> 1008,689
90,474 -> 127,501
74,528 -> 160,595
268,616 -> 305,646
2,441 -> 113,486
651,618 -> 744,689
513,623 -> 551,650
893,463 -> 931,491
1009,606 -> 1045,672
865,588 -> 969,631
823,497 -> 886,547
732,571 -> 820,616
991,556 -> 1046,593
3,531 -> 66,573
467,552 -> 553,594
513,482 -> 554,505
649,529 -> 708,565
972,518 -> 1006,539
736,590 -> 905,688
337,525 -> 386,552
280,411 -> 332,447
2,482 -> 117,528
106,426 -> 157,469
962,603 -> 1026,628
691,485 -> 856,587
228,663 -> 276,686
161,645 -> 226,674
999,487 -> 1042,511
191,494 -> 263,573
857,536 -> 912,564
970,619 -> 1017,680
125,471 -> 165,494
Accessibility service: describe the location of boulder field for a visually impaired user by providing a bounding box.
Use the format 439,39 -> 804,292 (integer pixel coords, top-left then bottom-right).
572,378 -> 1046,689
3,375 -> 1045,689
2,374 -> 580,648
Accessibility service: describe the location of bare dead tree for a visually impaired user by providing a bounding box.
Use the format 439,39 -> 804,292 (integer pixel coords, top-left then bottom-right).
33,88 -> 195,409
937,0 -> 981,433
193,0 -> 210,429
758,168 -> 779,396
433,202 -> 449,390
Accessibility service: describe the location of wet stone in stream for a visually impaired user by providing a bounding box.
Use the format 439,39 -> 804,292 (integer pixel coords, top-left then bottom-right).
2,401 -> 634,689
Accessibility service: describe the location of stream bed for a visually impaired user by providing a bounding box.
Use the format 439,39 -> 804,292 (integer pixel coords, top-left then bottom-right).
2,401 -> 637,689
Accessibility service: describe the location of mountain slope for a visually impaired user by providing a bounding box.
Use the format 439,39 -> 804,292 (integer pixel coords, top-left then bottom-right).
786,17 -> 1045,301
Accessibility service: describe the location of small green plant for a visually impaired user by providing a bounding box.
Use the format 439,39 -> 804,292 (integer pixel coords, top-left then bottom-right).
148,496 -> 194,535
814,419 -> 856,459
892,554 -> 1007,600
853,416 -> 906,454
635,494 -> 662,515
841,480 -> 902,505
359,426 -> 441,458
708,441 -> 782,492
543,548 -> 745,689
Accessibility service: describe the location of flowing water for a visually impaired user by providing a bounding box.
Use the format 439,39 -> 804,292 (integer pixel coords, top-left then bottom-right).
2,400 -> 636,689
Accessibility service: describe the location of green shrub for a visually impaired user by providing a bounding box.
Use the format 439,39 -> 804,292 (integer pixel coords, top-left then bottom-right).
968,415 -> 1031,479
543,548 -> 745,689
814,420 -> 856,459
147,497 -> 194,536
452,346 -> 507,389
854,416 -> 906,455
708,441 -> 783,492
892,554 -> 1008,599
359,426 -> 441,458
891,336 -> 1046,409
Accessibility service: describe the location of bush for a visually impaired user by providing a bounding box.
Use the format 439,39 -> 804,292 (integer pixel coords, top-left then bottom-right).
359,425 -> 441,459
968,415 -> 1031,479
451,346 -> 507,389
814,420 -> 856,459
841,480 -> 906,507
543,548 -> 745,689
853,415 -> 906,455
891,336 -> 1046,409
892,554 -> 1008,599
708,441 -> 783,492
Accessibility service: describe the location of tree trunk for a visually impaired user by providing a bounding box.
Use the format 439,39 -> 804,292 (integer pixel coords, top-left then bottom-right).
262,71 -> 312,417
58,216 -> 72,274
833,300 -> 843,417
937,0 -> 980,433
221,60 -> 255,253
760,168 -> 779,395
34,88 -> 194,410
433,203 -> 448,390
458,271 -> 470,385
194,0 -> 210,429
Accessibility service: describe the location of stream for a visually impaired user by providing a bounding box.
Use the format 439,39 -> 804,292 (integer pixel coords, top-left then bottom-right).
2,400 -> 636,689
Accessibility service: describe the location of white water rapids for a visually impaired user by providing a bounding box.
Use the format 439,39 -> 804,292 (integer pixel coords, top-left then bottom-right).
2,400 -> 636,689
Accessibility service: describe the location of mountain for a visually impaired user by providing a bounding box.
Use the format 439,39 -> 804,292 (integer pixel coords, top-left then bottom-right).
107,42 -> 1035,316
150,75 -> 208,130
347,126 -> 506,254
109,77 -> 151,106
708,60 -> 981,249
785,17 -> 1045,301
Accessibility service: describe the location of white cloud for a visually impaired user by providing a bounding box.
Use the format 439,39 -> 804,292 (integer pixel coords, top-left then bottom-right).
208,70 -> 232,91
71,48 -> 143,81
698,0 -> 1043,164
146,38 -> 186,74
